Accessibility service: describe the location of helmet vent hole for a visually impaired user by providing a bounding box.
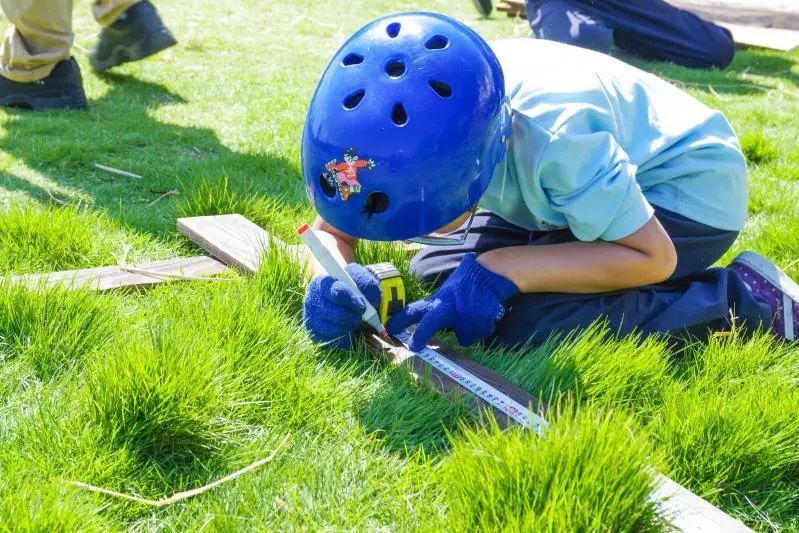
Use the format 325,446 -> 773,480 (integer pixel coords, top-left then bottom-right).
343,89 -> 365,110
365,192 -> 390,215
429,80 -> 452,98
392,103 -> 408,126
386,22 -> 401,38
342,53 -> 364,66
319,174 -> 337,198
425,35 -> 449,50
386,60 -> 406,78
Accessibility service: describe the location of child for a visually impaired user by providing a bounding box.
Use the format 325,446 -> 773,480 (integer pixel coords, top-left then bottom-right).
301,12 -> 799,352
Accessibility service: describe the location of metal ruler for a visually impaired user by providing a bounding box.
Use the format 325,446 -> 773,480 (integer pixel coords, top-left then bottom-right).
394,331 -> 548,435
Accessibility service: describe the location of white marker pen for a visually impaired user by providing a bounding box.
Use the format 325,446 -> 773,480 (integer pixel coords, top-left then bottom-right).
298,224 -> 389,338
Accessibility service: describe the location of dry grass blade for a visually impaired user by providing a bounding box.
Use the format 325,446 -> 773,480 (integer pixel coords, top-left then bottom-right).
94,163 -> 142,180
61,433 -> 291,507
147,189 -> 180,207
119,265 -> 233,282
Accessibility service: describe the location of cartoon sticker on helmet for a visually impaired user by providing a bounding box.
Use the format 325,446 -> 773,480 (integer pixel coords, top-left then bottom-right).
322,148 -> 376,201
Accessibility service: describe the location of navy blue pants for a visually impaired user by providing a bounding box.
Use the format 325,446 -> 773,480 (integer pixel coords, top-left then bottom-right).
410,208 -> 772,347
525,0 -> 735,69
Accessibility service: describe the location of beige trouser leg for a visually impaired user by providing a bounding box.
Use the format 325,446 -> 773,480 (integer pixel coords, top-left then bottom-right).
0,0 -> 140,82
0,0 -> 73,82
93,0 -> 140,28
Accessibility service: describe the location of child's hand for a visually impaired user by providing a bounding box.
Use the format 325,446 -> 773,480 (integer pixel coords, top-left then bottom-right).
387,254 -> 519,351
303,264 -> 381,349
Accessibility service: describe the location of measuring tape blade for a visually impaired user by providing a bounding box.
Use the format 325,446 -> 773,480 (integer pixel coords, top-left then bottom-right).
394,332 -> 548,434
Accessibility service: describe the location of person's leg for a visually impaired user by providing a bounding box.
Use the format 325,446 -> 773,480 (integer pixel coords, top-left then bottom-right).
89,0 -> 176,72
471,0 -> 494,18
0,0 -> 73,82
410,208 -> 773,347
524,0 -> 614,55
92,0 -> 142,27
0,0 -> 86,110
573,0 -> 735,69
410,211 -> 534,286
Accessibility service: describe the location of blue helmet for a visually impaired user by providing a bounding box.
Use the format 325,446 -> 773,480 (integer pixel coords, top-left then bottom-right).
302,12 -> 510,241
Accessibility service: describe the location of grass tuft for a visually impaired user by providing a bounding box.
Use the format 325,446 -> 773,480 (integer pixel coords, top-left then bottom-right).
0,282 -> 117,387
473,322 -> 673,415
251,243 -> 309,315
440,403 -> 664,532
176,175 -> 312,243
654,334 -> 799,525
0,482 -> 110,532
132,252 -> 359,433
0,204 -> 169,273
86,327 -> 233,465
740,131 -> 780,165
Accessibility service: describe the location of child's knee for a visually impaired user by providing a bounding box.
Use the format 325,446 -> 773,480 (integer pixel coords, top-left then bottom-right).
678,24 -> 735,69
705,27 -> 735,69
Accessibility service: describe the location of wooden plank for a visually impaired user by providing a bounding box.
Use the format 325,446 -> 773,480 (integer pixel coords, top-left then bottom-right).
177,215 -> 752,532
176,214 -> 306,273
366,333 -> 548,430
11,256 -> 229,292
652,475 -> 751,532
177,214 -> 270,273
670,0 -> 799,31
716,21 -> 799,52
496,0 -> 525,17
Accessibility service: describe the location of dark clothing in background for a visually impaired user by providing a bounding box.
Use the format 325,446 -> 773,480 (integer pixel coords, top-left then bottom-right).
525,0 -> 736,69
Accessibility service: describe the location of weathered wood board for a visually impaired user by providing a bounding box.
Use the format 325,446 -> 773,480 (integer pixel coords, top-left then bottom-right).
652,475 -> 751,532
716,21 -> 799,52
366,332 -> 549,430
177,214 -> 272,273
177,214 -> 305,272
11,256 -> 229,292
671,0 -> 799,31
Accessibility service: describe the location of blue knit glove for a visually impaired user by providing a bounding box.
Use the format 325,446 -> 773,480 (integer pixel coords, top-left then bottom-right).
387,253 -> 519,351
303,263 -> 381,349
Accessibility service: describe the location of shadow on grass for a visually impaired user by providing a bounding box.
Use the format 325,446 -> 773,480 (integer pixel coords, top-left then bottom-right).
0,73 -> 306,238
302,340 -> 470,458
622,47 -> 799,96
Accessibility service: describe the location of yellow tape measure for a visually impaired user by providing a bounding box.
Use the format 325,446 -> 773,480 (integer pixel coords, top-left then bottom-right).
366,262 -> 406,323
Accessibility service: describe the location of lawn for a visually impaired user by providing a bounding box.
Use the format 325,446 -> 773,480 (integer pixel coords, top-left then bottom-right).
1,0 -> 799,530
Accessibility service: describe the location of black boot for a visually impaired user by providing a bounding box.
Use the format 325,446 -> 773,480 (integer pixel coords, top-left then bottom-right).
90,0 -> 177,72
0,57 -> 87,110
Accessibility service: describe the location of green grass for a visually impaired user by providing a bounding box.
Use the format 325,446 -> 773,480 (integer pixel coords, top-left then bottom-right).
1,0 -> 799,530
441,406 -> 664,532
